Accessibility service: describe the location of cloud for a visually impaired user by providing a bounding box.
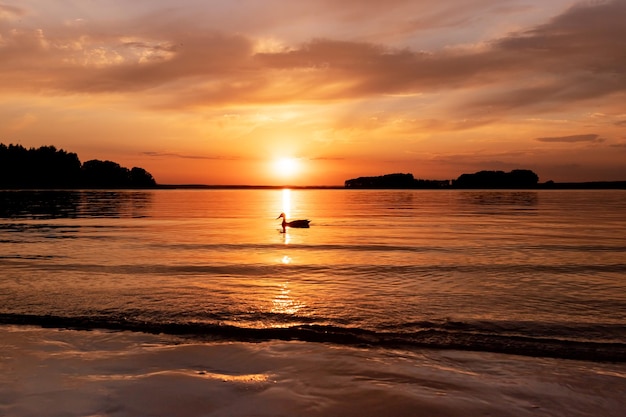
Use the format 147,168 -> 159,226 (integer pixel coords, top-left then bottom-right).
417,118 -> 496,132
142,151 -> 242,160
0,0 -> 624,115
466,0 -> 626,112
309,156 -> 346,161
7,112 -> 36,131
0,4 -> 25,20
535,134 -> 602,143
242,0 -> 626,111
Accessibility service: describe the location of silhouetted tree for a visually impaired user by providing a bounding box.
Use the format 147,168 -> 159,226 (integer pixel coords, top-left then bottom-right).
345,173 -> 450,189
0,143 -> 157,189
32,146 -> 82,188
129,167 -> 157,188
81,160 -> 130,188
345,173 -> 415,188
0,144 -> 81,188
453,170 -> 539,189
508,169 -> 539,187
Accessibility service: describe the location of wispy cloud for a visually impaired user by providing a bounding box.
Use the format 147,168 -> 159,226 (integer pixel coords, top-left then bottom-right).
142,151 -> 242,160
309,156 -> 346,161
535,134 -> 602,143
0,4 -> 25,20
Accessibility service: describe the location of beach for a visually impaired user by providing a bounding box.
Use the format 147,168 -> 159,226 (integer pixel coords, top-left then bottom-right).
2,325 -> 625,417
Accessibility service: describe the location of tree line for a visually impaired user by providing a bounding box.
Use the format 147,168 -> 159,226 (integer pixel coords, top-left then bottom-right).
344,173 -> 451,189
0,144 -> 156,189
345,170 -> 540,189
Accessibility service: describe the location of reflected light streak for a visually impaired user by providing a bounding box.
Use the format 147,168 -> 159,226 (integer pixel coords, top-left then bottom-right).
281,188 -> 291,219
271,282 -> 303,316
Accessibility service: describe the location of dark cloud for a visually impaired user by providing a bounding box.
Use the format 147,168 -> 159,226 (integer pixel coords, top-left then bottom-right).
254,1 -> 626,112
469,0 -> 626,112
535,134 -> 601,143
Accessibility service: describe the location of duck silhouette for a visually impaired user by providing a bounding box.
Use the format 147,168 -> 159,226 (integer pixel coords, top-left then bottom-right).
277,212 -> 310,233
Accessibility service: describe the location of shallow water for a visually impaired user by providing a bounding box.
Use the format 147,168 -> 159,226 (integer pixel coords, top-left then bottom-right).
1,189 -> 625,361
2,326 -> 625,417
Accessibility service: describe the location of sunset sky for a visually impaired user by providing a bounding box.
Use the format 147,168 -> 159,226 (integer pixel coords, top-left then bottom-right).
1,0 -> 625,185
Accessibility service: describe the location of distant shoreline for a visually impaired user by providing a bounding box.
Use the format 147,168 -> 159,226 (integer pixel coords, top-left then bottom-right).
2,182 -> 626,191
155,181 -> 626,190
155,184 -> 345,190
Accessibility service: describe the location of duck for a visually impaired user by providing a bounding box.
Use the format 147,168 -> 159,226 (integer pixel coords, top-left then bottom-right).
277,212 -> 310,232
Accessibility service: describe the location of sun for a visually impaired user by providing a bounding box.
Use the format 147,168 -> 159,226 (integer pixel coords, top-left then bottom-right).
273,157 -> 300,178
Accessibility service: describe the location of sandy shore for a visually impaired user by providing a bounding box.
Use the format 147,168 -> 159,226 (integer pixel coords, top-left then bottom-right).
1,325 -> 625,417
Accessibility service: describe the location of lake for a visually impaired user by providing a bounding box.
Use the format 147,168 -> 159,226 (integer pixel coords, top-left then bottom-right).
1,188 -> 625,358
1,189 -> 625,416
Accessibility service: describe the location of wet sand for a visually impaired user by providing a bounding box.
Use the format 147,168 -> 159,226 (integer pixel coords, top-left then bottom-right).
1,325 -> 625,417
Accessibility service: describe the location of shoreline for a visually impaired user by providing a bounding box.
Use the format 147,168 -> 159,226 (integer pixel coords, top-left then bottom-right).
2,184 -> 626,191
1,181 -> 625,190
2,313 -> 625,363
2,324 -> 625,417
158,183 -> 626,190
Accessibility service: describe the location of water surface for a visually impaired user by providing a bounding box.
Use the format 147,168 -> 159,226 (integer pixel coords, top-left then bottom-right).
1,189 -> 625,361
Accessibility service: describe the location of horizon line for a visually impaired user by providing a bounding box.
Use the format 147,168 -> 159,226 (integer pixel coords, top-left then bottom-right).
156,180 -> 626,190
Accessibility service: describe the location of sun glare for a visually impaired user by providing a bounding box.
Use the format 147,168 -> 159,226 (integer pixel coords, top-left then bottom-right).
274,157 -> 300,178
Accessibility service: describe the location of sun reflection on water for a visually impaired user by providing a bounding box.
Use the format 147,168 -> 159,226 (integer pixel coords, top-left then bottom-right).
271,282 -> 303,316
281,188 -> 291,219
282,230 -> 291,245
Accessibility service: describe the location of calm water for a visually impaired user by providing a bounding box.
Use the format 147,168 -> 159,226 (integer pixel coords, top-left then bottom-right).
1,189 -> 625,361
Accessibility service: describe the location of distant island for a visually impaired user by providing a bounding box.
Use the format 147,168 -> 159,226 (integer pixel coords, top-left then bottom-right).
0,144 -> 156,189
345,173 -> 451,189
345,171 -> 626,189
344,170 -> 539,189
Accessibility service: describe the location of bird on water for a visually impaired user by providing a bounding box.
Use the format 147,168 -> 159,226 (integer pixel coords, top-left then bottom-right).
277,212 -> 310,233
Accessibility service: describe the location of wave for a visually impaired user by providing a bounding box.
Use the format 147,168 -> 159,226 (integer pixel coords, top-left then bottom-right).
1,313 -> 624,363
154,241 -> 626,254
3,257 -> 625,276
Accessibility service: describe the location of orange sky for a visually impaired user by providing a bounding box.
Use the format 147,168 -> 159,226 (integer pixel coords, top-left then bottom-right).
1,0 -> 625,185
